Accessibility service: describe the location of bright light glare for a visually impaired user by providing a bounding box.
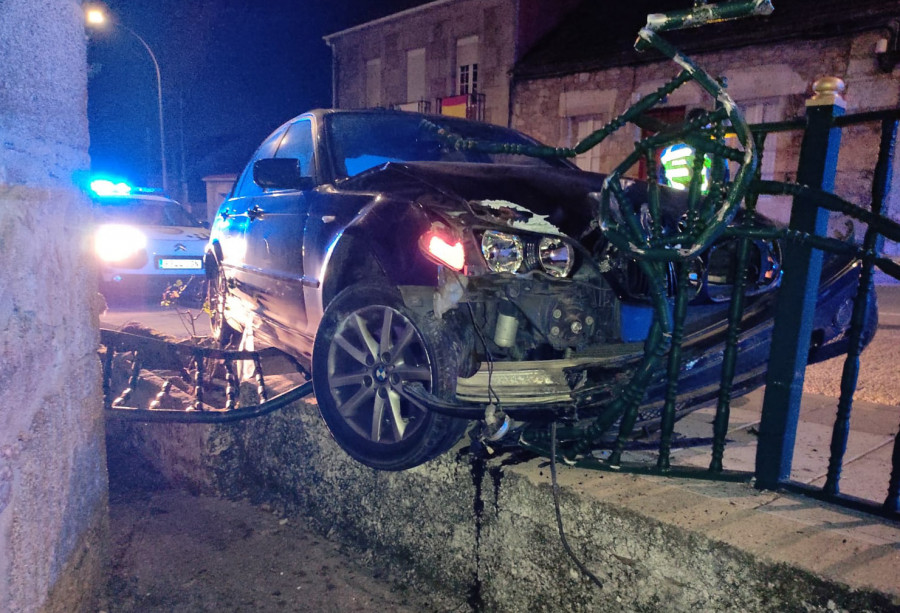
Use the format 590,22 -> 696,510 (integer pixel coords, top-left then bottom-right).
481,230 -> 523,273
85,8 -> 106,25
538,236 -> 573,277
90,179 -> 132,196
426,234 -> 465,271
95,224 -> 147,262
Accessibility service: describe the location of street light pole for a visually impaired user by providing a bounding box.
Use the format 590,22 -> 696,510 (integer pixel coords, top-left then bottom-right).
118,24 -> 167,193
86,8 -> 168,193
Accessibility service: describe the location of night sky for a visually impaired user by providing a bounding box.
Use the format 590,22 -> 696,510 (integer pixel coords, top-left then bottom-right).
87,0 -> 432,201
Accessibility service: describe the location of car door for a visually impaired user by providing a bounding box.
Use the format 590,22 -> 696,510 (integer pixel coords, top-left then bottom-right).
242,118 -> 316,351
213,124 -> 288,312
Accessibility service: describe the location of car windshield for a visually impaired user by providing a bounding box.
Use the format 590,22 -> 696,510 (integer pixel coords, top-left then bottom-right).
325,112 -> 570,178
93,197 -> 201,227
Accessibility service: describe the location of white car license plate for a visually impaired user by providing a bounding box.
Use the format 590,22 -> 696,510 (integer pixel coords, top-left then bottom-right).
158,258 -> 203,270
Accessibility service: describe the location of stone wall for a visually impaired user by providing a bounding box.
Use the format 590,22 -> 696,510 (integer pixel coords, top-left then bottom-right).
0,2 -> 107,612
108,400 -> 899,612
511,31 -> 900,255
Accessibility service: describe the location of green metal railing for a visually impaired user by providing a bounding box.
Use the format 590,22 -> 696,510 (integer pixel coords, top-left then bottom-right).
433,1 -> 900,519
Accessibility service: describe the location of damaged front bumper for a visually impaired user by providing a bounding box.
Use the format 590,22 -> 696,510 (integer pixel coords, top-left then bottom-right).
410,257 -> 873,433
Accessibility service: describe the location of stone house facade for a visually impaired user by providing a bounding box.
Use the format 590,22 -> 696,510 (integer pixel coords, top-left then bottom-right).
323,0 -> 579,127
509,0 -> 900,244
325,0 -> 900,252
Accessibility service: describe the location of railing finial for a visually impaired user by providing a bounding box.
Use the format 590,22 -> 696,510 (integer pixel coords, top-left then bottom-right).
808,77 -> 846,109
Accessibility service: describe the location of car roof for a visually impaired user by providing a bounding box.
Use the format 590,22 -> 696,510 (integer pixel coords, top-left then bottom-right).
288,107 -> 503,130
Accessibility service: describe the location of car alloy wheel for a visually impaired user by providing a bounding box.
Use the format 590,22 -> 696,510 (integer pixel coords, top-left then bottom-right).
312,285 -> 467,470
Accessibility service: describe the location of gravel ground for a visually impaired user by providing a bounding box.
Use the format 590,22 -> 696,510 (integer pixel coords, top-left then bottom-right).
101,488 -> 459,613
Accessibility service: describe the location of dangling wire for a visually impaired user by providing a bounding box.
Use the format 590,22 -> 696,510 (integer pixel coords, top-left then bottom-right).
466,301 -> 500,406
550,422 -> 605,590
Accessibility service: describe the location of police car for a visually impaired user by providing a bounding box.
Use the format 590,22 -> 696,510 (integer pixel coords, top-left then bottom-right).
90,179 -> 208,299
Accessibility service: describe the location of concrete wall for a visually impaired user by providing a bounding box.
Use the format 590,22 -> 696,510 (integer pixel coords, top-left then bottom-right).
327,0 -> 516,126
511,31 -> 900,254
108,400 -> 899,612
0,2 -> 108,611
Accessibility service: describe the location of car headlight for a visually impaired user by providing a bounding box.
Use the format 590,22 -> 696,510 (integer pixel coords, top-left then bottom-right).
538,237 -> 573,278
94,224 -> 148,262
481,230 -> 523,273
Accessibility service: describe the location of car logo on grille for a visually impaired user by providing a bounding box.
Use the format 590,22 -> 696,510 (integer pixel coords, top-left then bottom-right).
174,243 -> 187,252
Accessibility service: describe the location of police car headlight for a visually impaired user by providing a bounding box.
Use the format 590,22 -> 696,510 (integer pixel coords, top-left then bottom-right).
94,224 -> 147,262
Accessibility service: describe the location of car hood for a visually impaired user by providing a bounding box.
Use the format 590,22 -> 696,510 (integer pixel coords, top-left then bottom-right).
339,161 -> 689,239
96,222 -> 210,243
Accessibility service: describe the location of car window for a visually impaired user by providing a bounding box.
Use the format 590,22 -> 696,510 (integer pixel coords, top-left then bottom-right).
94,198 -> 201,227
233,125 -> 289,199
275,119 -> 314,177
325,112 -> 570,179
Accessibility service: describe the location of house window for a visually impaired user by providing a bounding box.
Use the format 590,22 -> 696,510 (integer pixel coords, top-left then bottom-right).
366,58 -> 382,108
456,36 -> 479,95
406,48 -> 426,104
573,117 -> 604,173
735,99 -> 783,181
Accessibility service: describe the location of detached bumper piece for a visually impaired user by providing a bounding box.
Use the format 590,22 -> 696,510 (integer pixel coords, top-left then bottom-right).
100,328 -> 313,423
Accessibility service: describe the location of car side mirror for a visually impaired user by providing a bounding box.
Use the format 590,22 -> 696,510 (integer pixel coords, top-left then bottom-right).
253,158 -> 315,191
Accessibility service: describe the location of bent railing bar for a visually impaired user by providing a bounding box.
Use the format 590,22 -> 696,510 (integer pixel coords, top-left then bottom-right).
749,118 -> 805,135
825,118 -> 897,496
105,382 -> 315,424
658,262 -> 690,471
753,182 -> 900,243
100,329 -> 313,423
833,107 -> 900,128
100,328 -> 304,363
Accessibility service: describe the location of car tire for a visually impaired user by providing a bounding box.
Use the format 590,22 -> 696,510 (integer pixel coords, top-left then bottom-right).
312,284 -> 468,470
207,260 -> 236,347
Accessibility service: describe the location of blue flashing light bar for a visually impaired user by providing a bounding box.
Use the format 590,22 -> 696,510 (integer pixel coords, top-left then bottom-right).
90,178 -> 132,197
89,176 -> 164,198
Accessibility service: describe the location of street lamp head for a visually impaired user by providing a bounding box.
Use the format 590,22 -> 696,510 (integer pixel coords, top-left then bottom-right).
85,6 -> 107,27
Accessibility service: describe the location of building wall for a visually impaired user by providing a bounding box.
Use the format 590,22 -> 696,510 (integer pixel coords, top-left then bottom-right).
511,31 -> 900,251
328,0 -> 517,126
0,1 -> 108,611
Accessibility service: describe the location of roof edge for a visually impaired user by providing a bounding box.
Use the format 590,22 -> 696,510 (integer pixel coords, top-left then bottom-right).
514,10 -> 897,82
323,0 -> 455,43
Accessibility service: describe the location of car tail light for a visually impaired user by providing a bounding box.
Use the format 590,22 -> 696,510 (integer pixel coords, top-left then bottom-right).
419,227 -> 465,271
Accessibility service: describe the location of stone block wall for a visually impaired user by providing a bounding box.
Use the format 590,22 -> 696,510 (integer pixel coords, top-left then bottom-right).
0,1 -> 108,611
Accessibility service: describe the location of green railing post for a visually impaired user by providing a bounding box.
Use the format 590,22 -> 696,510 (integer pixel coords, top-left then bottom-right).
755,78 -> 845,489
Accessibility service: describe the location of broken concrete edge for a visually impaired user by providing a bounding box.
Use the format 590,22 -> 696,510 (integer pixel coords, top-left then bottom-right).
106,399 -> 900,612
